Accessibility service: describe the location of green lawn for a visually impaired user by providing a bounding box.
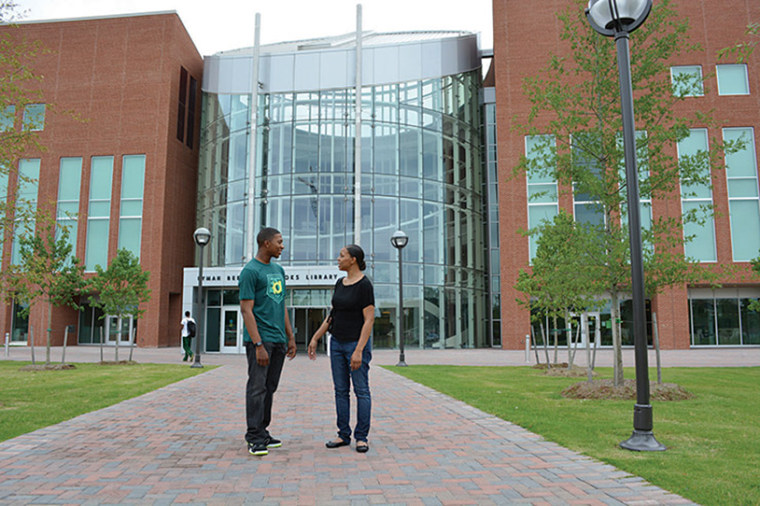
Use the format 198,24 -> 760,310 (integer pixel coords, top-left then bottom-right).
387,365 -> 760,506
0,361 -> 211,442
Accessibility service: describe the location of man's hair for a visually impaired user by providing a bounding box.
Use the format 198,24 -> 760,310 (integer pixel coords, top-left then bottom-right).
257,227 -> 281,247
185,311 -> 190,317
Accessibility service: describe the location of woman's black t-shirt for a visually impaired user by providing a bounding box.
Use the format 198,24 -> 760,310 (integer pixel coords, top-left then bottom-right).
330,276 -> 375,342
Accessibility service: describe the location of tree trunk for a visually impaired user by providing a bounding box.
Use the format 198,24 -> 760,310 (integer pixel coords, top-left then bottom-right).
583,313 -> 593,383
611,290 -> 624,386
29,325 -> 36,364
530,324 -> 541,365
591,315 -> 599,370
565,310 -> 572,368
552,316 -> 558,365
45,301 -> 53,365
114,321 -> 120,363
540,321 -> 551,367
128,326 -> 135,362
653,312 -> 662,384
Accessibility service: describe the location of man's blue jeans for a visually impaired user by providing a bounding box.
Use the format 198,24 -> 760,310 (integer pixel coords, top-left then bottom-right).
329,338 -> 372,443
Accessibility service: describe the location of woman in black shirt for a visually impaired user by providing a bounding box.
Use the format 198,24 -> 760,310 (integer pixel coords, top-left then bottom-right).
308,244 -> 375,453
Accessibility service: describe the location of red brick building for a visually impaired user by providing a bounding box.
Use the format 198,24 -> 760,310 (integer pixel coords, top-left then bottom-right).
0,12 -> 202,348
494,0 -> 760,349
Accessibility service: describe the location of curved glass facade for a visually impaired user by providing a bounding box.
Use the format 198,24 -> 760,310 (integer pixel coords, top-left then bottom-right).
197,38 -> 488,348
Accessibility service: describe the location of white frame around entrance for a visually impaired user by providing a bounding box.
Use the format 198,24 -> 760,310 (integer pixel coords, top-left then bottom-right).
221,306 -> 244,354
105,315 -> 134,344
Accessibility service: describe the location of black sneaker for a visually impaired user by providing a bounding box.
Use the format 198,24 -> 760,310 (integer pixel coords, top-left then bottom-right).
266,436 -> 282,448
248,442 -> 268,456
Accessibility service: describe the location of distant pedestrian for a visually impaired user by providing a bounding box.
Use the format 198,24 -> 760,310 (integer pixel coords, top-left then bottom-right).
180,311 -> 196,361
239,227 -> 297,456
308,244 -> 375,453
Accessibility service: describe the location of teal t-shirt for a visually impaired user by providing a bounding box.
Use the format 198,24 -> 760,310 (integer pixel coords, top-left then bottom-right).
238,258 -> 287,344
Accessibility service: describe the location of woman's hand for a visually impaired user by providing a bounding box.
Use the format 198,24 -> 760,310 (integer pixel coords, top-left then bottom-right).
307,337 -> 319,360
350,348 -> 363,370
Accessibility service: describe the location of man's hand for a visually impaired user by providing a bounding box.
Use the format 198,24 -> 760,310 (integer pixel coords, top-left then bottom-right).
286,337 -> 297,360
256,345 -> 270,366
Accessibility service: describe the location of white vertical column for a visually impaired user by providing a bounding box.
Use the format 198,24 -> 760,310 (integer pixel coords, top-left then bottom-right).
246,13 -> 262,261
353,4 -> 363,245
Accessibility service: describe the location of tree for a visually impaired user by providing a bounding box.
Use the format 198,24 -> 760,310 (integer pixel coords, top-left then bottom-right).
89,249 -> 151,363
515,211 -> 605,370
8,214 -> 87,365
0,1 -> 48,266
513,0 -> 739,386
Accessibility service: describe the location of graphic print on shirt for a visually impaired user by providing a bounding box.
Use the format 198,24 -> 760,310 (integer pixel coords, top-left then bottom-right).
266,273 -> 285,303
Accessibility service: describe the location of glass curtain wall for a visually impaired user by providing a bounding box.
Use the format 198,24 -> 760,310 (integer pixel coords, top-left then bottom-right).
198,70 -> 488,348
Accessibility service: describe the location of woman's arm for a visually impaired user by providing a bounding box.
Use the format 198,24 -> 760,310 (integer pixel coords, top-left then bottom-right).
351,304 -> 375,370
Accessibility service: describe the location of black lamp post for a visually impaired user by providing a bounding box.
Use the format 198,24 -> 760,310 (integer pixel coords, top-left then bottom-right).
390,230 -> 408,366
586,0 -> 665,451
192,227 -> 211,369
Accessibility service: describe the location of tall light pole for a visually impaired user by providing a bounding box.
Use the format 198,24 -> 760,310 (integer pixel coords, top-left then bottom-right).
192,227 -> 212,369
390,230 -> 408,367
586,0 -> 665,451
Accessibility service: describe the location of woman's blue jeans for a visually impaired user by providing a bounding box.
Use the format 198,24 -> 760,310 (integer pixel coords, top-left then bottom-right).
329,338 -> 372,443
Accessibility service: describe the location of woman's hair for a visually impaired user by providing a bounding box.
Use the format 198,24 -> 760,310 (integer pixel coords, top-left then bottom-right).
345,244 -> 366,271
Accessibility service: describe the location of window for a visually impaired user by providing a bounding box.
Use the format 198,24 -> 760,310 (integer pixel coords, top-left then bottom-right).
689,289 -> 760,345
525,135 -> 558,260
22,104 -> 45,131
724,128 -> 760,261
619,131 -> 651,247
85,156 -> 114,271
187,76 -> 197,148
717,64 -> 750,96
678,129 -> 716,262
177,67 -> 188,142
1,105 -> 14,131
11,158 -> 40,264
118,155 -> 145,259
671,66 -> 704,97
572,132 -> 605,227
56,157 -> 83,255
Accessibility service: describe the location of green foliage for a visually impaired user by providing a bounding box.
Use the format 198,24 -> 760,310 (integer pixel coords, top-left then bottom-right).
513,0 -> 741,382
0,1 -> 47,284
515,210 -> 605,319
717,22 -> 759,63
88,249 -> 151,322
9,217 -> 86,317
0,361 -> 211,442
515,0 -> 735,297
389,365 -> 760,506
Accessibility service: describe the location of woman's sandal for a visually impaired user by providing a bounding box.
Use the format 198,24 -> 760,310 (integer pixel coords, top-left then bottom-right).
325,439 -> 350,448
356,441 -> 369,453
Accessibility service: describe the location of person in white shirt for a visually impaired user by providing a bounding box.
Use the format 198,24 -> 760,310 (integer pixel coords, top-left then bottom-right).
180,311 -> 196,361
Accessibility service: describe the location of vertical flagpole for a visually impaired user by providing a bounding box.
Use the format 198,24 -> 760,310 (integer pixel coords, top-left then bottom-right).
246,13 -> 261,261
353,4 -> 363,245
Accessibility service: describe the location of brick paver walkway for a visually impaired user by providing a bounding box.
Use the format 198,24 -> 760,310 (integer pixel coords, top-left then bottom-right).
0,355 -> 694,505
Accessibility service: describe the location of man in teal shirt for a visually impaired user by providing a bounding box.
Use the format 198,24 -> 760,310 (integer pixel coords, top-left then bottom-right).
239,227 -> 296,456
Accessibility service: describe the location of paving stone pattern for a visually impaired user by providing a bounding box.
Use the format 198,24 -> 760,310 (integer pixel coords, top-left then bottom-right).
0,356 -> 695,505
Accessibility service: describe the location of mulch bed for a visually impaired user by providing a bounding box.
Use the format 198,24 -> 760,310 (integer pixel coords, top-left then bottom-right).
19,363 -> 77,371
561,379 -> 694,401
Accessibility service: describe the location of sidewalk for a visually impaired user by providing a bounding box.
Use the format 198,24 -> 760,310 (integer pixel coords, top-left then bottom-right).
0,349 -> 701,505
3,343 -> 760,367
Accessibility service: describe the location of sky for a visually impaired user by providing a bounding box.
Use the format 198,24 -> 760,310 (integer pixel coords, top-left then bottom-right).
16,0 -> 494,56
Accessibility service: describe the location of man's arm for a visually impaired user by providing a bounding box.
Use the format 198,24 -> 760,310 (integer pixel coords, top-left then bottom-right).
283,304 -> 296,359
241,299 -> 269,366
